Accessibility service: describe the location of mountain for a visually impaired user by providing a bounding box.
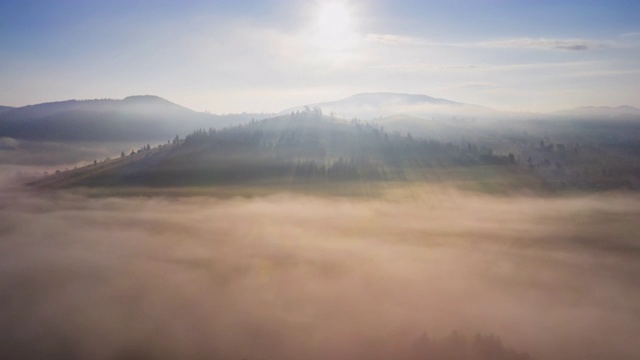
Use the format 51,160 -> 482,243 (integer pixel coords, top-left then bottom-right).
550,105 -> 640,119
27,109 -> 520,190
282,92 -> 640,122
281,92 -> 498,120
0,96 -> 265,142
0,105 -> 15,114
25,107 -> 640,192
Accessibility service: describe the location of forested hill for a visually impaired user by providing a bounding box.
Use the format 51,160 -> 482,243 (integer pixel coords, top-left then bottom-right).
28,109 -> 521,190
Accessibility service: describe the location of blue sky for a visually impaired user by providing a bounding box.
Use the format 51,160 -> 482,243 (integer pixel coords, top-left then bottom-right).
1,0 -> 639,113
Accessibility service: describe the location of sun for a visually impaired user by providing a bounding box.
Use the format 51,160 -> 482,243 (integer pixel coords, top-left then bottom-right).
310,1 -> 359,55
317,1 -> 351,31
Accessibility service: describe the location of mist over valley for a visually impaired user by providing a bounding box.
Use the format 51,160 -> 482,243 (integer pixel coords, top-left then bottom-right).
2,1 -> 640,359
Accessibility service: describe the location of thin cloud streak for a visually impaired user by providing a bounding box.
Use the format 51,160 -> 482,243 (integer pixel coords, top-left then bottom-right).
478,38 -> 616,51
367,33 -> 624,51
362,61 -> 597,75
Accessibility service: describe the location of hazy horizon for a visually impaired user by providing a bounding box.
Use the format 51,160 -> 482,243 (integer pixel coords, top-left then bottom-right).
3,92 -> 640,117
1,0 -> 639,113
2,2 -> 640,359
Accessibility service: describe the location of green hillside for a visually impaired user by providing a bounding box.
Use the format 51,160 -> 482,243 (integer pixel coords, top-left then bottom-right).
26,108 -> 640,194
26,109 -> 525,191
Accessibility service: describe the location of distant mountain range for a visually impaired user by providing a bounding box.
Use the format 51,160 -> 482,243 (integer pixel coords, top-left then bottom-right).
1,93 -> 639,143
284,92 -> 640,121
0,96 -> 267,142
551,105 -> 640,119
282,92 -> 498,119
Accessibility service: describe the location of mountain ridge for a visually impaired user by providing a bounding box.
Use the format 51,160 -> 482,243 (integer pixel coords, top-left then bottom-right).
551,105 -> 640,118
281,92 -> 497,120
2,93 -> 639,144
0,95 -> 267,142
26,106 -> 640,193
0,105 -> 15,114
26,110 -> 523,190
283,92 -> 640,120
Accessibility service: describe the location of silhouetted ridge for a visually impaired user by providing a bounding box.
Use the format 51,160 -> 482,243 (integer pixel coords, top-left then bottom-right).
0,96 -> 262,141
122,95 -> 182,106
280,92 -> 497,120
342,92 -> 461,106
124,95 -> 169,102
0,105 -> 15,114
28,108 -> 520,189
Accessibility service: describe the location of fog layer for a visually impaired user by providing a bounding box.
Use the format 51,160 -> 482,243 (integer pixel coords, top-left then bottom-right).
0,188 -> 639,359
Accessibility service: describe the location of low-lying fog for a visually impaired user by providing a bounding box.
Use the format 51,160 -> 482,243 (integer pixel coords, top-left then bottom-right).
0,185 -> 639,360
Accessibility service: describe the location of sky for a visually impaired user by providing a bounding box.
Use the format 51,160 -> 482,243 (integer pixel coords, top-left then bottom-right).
1,0 -> 639,113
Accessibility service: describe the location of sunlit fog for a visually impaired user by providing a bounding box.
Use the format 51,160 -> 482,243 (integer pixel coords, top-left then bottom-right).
1,188 -> 639,359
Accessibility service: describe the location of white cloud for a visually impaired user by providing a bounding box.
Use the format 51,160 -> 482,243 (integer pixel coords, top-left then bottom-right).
478,38 -> 614,51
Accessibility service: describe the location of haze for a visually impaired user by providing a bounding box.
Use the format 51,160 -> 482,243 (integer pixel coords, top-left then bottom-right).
1,187 -> 639,359
2,1 -> 640,359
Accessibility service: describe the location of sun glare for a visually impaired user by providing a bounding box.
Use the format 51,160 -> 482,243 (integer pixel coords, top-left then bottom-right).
310,1 -> 359,59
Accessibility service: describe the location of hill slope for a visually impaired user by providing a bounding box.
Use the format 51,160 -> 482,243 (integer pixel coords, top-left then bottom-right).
28,109 -> 524,191
0,105 -> 15,114
0,96 -> 264,142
